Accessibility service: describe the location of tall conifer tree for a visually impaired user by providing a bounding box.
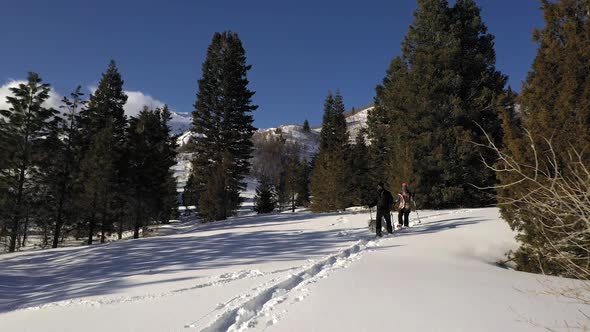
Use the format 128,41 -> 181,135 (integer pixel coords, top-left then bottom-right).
310,92 -> 351,212
188,31 -> 257,221
0,73 -> 58,252
78,61 -> 128,244
369,0 -> 506,208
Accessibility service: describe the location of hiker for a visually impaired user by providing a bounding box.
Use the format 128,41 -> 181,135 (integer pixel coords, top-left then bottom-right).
368,181 -> 394,237
396,182 -> 413,228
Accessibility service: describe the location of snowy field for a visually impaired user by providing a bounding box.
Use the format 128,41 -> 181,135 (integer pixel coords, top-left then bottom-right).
0,207 -> 587,331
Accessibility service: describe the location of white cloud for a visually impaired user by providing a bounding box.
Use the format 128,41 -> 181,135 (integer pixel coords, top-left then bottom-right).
0,80 -> 62,111
1,79 -> 191,135
87,86 -> 166,118
1,80 -> 185,133
124,90 -> 166,117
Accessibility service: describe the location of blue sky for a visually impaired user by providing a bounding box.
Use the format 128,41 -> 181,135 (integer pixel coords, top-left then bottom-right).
0,0 -> 544,129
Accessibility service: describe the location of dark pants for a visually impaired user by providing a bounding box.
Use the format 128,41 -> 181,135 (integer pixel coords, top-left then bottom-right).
376,209 -> 393,235
398,209 -> 410,227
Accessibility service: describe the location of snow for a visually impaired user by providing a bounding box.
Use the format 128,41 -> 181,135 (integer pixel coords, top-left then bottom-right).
0,207 -> 587,331
345,106 -> 372,142
178,105 -> 374,153
168,111 -> 192,135
173,152 -> 193,194
254,125 -> 320,160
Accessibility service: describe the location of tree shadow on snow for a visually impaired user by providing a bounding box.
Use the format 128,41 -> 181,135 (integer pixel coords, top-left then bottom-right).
0,213 -> 487,313
396,217 -> 486,237
0,214 -> 354,313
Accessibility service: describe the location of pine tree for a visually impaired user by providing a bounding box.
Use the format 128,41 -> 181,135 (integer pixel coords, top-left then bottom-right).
498,0 -> 590,275
78,127 -> 114,244
78,61 -> 128,244
310,91 -> 351,212
254,176 -> 276,214
44,87 -> 86,248
198,152 -> 240,221
369,0 -> 506,209
126,108 -> 156,238
302,119 -> 311,133
79,61 -> 128,148
277,143 -> 302,212
0,73 -> 58,252
350,130 -> 373,206
188,31 -> 257,221
295,159 -> 311,207
155,105 -> 179,224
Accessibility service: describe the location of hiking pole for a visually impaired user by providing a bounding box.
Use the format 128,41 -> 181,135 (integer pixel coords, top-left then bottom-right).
390,210 -> 395,232
413,201 -> 422,224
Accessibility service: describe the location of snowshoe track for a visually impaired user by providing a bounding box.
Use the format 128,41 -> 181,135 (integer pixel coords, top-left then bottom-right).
190,240 -> 369,331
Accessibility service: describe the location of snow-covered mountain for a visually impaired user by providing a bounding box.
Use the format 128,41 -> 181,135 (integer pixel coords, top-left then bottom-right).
344,106 -> 372,142
254,125 -> 321,160
176,106 -> 374,156
168,111 -> 192,135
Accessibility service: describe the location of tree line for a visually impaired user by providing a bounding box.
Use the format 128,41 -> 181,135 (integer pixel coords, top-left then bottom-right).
0,62 -> 178,252
308,0 -> 505,212
305,0 -> 590,279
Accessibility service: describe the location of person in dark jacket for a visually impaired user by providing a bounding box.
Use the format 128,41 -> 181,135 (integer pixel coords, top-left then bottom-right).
395,182 -> 413,228
368,181 -> 394,237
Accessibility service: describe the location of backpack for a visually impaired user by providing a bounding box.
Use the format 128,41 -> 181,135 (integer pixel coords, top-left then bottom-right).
398,192 -> 411,211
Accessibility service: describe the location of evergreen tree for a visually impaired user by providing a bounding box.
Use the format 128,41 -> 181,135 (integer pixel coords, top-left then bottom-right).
127,108 -> 156,238
277,143 -> 301,212
310,91 -> 351,212
369,0 -> 506,209
498,0 -> 590,275
350,130 -> 373,206
275,171 -> 289,211
254,176 -> 276,214
188,31 -> 257,221
198,153 -> 240,221
78,127 -> 114,244
78,61 -> 128,244
124,105 -> 178,238
45,87 -> 86,248
155,105 -> 179,224
0,73 -> 58,252
79,60 -> 128,148
295,159 -> 311,207
302,119 -> 311,133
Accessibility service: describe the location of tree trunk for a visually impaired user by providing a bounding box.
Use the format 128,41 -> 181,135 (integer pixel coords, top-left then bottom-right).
116,209 -> 125,240
100,214 -> 106,244
52,184 -> 67,248
88,218 -> 95,245
9,165 -> 27,252
42,223 -> 49,247
52,220 -> 62,248
132,206 -> 140,239
118,218 -> 123,240
133,222 -> 140,239
21,213 -> 29,247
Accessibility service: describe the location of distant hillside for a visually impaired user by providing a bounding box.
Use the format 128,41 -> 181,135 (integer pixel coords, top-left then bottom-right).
177,105 -> 374,156
168,111 -> 192,135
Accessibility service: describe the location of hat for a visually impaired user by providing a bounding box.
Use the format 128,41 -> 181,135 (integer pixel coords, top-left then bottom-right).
402,182 -> 407,187
378,181 -> 385,187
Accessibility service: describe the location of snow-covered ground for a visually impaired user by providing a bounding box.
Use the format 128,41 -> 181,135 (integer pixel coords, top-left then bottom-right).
0,207 -> 586,331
